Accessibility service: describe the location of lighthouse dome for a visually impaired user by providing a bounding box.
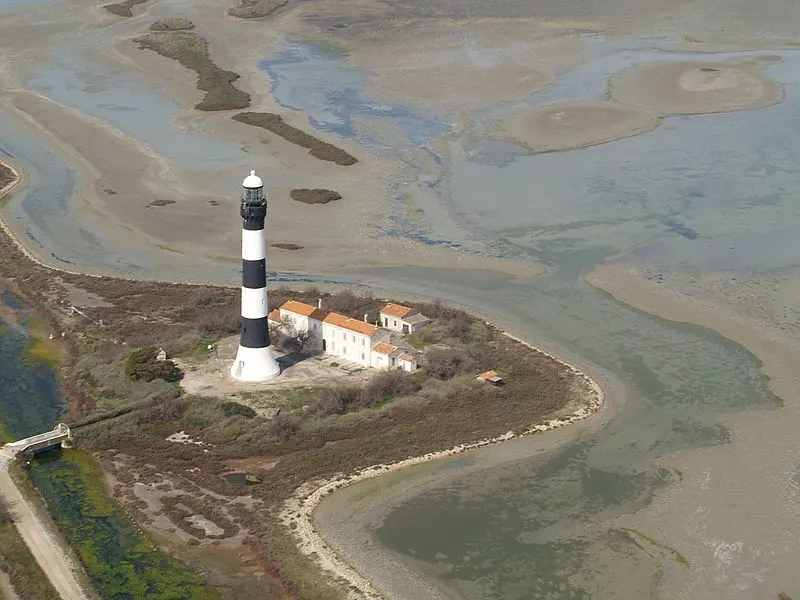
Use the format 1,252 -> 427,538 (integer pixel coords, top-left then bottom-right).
242,170 -> 263,189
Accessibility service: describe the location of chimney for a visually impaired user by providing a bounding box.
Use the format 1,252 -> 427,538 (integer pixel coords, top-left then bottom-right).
317,298 -> 322,309
364,313 -> 368,322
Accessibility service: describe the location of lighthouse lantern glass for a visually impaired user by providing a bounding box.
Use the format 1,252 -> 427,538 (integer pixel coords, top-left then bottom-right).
243,187 -> 264,204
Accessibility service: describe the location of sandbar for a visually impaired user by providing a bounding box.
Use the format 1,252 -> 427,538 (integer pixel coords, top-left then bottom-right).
495,100 -> 660,153
585,262 -> 800,597
610,59 -> 784,115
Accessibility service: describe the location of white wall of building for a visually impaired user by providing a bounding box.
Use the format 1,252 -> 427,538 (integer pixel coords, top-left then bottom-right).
322,323 -> 374,366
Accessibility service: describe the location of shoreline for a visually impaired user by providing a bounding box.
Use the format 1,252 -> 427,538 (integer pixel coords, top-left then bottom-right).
0,156 -> 610,599
279,331 -> 606,600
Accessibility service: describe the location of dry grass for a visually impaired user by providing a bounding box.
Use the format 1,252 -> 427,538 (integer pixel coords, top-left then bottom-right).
149,17 -> 194,31
289,189 -> 341,205
134,32 -> 251,112
228,0 -> 287,19
232,112 -> 357,166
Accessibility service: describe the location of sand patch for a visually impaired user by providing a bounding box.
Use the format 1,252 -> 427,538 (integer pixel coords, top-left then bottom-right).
495,100 -> 660,152
610,60 -> 784,115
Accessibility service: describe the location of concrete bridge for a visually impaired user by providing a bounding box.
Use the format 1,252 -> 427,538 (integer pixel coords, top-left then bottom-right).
0,423 -> 72,459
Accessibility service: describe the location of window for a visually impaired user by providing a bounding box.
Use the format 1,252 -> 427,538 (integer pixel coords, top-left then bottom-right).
384,318 -> 388,326
393,320 -> 397,326
343,346 -> 347,354
361,352 -> 365,360
361,338 -> 365,346
391,358 -> 396,366
352,334 -> 355,342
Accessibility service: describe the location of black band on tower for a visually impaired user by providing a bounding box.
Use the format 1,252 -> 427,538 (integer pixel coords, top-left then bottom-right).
242,259 -> 267,289
241,203 -> 267,230
240,316 -> 270,348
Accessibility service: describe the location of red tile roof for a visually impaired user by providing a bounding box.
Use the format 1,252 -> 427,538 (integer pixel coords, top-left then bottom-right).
476,370 -> 498,381
268,309 -> 281,323
372,342 -> 399,355
280,300 -> 319,317
380,303 -> 416,319
398,353 -> 415,362
323,312 -> 380,337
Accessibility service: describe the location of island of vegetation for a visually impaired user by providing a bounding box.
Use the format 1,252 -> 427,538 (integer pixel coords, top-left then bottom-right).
227,0 -> 288,19
103,0 -> 148,17
233,112 -> 358,165
149,17 -> 195,31
290,188 -> 342,204
134,31 -> 251,112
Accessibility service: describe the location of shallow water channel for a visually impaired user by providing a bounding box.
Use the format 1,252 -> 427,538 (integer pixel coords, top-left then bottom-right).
0,295 -> 217,599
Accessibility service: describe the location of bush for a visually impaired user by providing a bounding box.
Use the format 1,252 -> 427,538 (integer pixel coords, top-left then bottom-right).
268,414 -> 299,438
0,497 -> 12,524
311,371 -> 421,416
124,347 -> 181,383
134,396 -> 186,425
220,402 -> 256,419
423,347 -> 467,380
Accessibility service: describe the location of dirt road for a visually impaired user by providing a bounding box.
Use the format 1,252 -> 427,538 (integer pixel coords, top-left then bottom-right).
0,454 -> 90,600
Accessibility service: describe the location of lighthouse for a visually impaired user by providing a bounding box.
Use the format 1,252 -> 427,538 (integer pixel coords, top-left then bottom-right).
231,170 -> 280,381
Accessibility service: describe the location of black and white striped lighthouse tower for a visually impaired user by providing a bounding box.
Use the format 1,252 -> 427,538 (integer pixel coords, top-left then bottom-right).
231,170 -> 280,381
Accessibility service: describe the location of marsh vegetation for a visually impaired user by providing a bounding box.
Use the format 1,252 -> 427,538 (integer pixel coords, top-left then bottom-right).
134,32 -> 251,112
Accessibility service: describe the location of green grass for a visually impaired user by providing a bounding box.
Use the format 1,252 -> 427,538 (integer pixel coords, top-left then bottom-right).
227,0 -> 287,19
232,112 -> 357,165
0,523 -> 61,600
134,32 -> 251,112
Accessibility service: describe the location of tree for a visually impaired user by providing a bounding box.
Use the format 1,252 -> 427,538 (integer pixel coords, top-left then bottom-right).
124,347 -> 182,382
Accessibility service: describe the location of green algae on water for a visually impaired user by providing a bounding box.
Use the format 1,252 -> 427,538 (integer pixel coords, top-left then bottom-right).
0,321 -> 65,440
29,450 -> 220,600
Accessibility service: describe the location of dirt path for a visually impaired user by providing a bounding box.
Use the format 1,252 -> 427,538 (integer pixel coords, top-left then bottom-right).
0,570 -> 21,600
0,455 -> 90,600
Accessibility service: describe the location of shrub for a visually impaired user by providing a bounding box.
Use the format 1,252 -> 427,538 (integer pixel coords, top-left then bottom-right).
423,347 -> 466,380
0,497 -> 12,524
220,402 -> 256,419
124,347 -> 181,382
268,414 -> 300,438
134,396 -> 186,425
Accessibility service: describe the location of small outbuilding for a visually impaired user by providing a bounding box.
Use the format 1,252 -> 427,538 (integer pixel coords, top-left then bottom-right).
380,303 -> 430,334
476,370 -> 505,386
156,348 -> 168,362
398,353 -> 418,372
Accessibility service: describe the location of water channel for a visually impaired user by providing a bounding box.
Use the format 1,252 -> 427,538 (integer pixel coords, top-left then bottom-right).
0,294 -> 218,599
1,10 -> 799,597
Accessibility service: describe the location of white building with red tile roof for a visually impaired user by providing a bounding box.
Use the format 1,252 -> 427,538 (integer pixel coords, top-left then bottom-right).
275,299 -> 401,368
379,303 -> 430,334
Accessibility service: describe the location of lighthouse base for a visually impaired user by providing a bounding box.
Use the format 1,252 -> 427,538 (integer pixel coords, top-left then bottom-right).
231,345 -> 281,381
